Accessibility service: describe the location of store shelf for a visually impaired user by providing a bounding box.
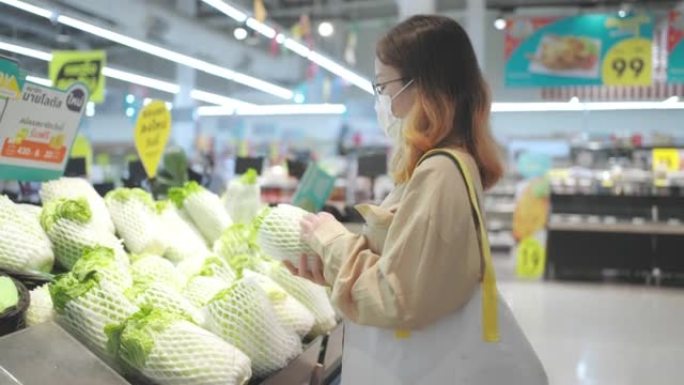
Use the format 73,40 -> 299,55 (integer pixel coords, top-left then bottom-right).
548,221 -> 684,236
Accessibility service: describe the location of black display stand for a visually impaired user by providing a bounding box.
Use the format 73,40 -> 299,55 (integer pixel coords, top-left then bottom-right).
546,193 -> 684,284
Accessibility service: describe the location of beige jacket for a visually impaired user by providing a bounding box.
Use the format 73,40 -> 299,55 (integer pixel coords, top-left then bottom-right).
308,149 -> 484,330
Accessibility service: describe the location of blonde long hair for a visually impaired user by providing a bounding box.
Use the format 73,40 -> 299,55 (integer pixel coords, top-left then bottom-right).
377,15 -> 503,189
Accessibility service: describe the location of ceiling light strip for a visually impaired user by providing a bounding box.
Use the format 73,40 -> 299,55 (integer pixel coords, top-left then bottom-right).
0,0 -> 293,99
197,103 -> 347,116
491,101 -> 684,112
202,0 -> 374,95
0,39 -> 249,107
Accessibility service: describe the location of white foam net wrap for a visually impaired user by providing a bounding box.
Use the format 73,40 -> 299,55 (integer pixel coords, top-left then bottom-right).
184,190 -> 232,244
257,262 -> 337,336
182,276 -> 230,308
60,279 -> 139,355
205,277 -> 302,378
40,177 -> 115,234
131,255 -> 186,290
105,189 -> 166,255
0,196 -> 54,273
46,216 -> 124,270
120,318 -> 252,385
129,282 -> 205,325
158,204 -> 210,263
26,284 -> 55,326
243,270 -> 315,338
256,204 -> 316,266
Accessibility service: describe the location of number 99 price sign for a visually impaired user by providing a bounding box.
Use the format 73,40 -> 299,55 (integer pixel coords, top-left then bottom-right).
602,37 -> 652,86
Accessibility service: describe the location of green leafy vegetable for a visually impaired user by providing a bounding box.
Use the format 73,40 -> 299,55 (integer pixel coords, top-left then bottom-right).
106,306 -> 252,385
40,198 -> 92,232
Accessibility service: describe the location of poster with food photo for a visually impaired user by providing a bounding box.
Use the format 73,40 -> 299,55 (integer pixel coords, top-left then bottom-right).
505,13 -> 653,87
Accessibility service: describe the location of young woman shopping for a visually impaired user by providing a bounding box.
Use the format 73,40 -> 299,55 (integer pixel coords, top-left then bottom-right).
286,15 -> 548,385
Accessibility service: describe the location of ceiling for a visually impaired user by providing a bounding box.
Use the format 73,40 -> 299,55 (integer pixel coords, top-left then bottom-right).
0,0 -> 682,108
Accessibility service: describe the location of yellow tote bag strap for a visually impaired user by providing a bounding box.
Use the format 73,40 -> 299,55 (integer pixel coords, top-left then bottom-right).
419,149 -> 500,343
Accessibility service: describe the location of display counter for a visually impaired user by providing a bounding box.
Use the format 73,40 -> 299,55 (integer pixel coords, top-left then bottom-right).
0,322 -> 342,385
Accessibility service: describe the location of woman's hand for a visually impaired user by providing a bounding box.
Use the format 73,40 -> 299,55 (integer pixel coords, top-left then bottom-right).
282,212 -> 338,285
283,255 -> 326,286
300,212 -> 337,244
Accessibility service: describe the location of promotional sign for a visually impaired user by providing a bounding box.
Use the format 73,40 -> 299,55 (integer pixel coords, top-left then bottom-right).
513,176 -> 550,280
0,81 -> 89,181
134,100 -> 171,178
49,50 -> 106,103
506,13 -> 653,87
668,10 -> 684,83
652,148 -> 682,172
516,237 -> 547,279
292,163 -> 335,212
0,56 -> 25,99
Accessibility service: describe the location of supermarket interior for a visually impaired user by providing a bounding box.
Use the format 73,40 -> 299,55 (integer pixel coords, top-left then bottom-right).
1,0 -> 684,384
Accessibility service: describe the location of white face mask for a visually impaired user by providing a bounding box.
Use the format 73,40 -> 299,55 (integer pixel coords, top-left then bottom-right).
374,79 -> 414,141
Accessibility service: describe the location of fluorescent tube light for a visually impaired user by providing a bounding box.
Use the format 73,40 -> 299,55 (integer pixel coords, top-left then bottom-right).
246,17 -> 276,39
25,75 -> 52,86
197,103 -> 347,116
0,40 -> 249,106
190,89 -> 254,107
143,98 -> 173,110
491,101 -> 684,112
200,0 -> 247,22
200,0 -> 374,95
102,67 -> 181,94
0,0 -> 53,18
283,38 -> 311,57
0,41 -> 52,61
0,0 -> 293,99
307,51 -> 374,94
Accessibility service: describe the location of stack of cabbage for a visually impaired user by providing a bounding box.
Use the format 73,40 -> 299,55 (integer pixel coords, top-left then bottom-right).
0,196 -> 54,274
11,176 -> 338,384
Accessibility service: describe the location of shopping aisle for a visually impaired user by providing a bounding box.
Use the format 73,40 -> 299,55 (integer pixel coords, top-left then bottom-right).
499,280 -> 684,385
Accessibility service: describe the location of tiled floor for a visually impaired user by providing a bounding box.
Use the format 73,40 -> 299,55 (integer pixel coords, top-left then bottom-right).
496,258 -> 684,385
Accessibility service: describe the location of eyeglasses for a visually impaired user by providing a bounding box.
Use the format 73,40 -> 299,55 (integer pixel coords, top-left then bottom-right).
372,77 -> 406,96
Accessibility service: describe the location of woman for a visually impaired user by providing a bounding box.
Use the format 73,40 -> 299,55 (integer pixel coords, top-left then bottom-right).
287,15 -> 548,385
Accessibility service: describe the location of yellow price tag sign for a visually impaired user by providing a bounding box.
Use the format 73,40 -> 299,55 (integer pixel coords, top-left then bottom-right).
652,148 -> 680,172
134,100 -> 171,178
602,38 -> 652,86
516,238 -> 546,279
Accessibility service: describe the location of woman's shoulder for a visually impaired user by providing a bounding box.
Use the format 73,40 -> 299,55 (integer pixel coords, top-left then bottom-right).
413,149 -> 483,192
416,148 -> 476,175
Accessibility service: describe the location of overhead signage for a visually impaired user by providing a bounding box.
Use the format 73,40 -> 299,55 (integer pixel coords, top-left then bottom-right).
505,13 -> 653,87
50,50 -> 106,103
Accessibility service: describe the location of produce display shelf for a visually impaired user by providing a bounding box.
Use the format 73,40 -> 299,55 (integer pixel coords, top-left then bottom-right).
0,322 -> 129,385
256,336 -> 323,385
0,321 -> 336,385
